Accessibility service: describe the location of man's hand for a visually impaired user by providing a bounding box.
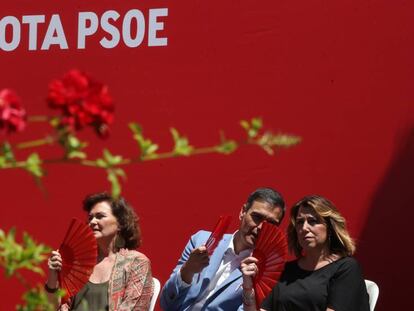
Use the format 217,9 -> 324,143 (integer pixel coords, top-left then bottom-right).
180,246 -> 209,284
241,256 -> 259,289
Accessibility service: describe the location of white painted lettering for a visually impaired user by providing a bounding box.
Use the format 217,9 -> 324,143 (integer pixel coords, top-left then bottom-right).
41,14 -> 68,50
22,15 -> 45,51
100,10 -> 120,49
78,12 -> 98,49
122,9 -> 145,48
148,8 -> 168,46
0,16 -> 20,51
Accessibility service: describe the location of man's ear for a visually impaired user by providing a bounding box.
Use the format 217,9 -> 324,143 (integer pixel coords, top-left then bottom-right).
239,204 -> 247,220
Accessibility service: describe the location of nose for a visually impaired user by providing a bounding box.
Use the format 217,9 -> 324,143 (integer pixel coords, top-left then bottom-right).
89,217 -> 97,225
301,220 -> 311,232
257,221 -> 265,230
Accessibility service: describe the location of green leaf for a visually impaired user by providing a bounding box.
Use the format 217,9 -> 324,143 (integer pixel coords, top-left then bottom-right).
0,228 -> 51,278
16,285 -> 57,311
107,170 -> 121,198
2,142 -> 15,163
57,132 -> 88,160
256,132 -> 302,155
49,117 -> 60,128
240,120 -> 250,130
215,140 -> 238,154
95,159 -> 107,168
67,151 -> 87,159
128,122 -> 143,135
251,117 -> 263,130
240,118 -> 262,139
0,156 -> 6,168
170,128 -> 193,156
113,168 -> 126,178
25,153 -> 43,178
95,149 -> 123,168
129,122 -> 159,159
103,149 -> 122,166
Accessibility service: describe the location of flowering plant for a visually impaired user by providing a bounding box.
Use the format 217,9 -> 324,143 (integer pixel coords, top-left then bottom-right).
47,69 -> 114,138
0,89 -> 26,134
0,69 -> 301,197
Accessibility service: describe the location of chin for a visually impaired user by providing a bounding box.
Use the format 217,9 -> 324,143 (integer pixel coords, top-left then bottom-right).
246,238 -> 255,248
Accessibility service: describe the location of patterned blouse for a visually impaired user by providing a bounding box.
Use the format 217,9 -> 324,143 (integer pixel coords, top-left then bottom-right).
59,249 -> 154,311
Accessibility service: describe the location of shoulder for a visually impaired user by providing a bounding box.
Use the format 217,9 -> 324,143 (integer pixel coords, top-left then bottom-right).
190,230 -> 212,243
332,256 -> 364,278
118,249 -> 151,264
335,256 -> 361,270
192,230 -> 212,238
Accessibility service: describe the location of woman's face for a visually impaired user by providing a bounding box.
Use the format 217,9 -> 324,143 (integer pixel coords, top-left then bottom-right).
295,205 -> 328,252
88,201 -> 119,242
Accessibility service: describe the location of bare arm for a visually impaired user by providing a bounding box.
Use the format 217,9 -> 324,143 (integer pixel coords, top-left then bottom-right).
45,250 -> 71,310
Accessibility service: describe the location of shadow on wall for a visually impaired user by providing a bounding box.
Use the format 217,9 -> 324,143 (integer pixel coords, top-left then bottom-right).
357,126 -> 414,311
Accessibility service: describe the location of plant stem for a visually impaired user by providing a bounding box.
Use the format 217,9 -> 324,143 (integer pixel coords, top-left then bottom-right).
16,136 -> 55,149
27,115 -> 49,122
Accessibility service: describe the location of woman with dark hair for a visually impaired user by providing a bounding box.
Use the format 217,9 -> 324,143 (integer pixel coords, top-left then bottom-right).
241,195 -> 370,311
45,192 -> 154,311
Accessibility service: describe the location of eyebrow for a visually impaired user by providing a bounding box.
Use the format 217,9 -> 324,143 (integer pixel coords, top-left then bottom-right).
89,211 -> 106,217
252,212 -> 280,224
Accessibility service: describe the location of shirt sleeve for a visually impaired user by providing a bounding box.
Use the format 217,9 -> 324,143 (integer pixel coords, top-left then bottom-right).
327,257 -> 370,311
160,231 -> 208,311
177,269 -> 192,288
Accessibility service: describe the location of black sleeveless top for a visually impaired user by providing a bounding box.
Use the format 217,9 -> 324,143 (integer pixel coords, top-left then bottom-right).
262,257 -> 370,311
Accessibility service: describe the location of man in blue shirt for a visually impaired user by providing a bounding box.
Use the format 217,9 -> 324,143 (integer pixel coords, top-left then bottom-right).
160,187 -> 286,311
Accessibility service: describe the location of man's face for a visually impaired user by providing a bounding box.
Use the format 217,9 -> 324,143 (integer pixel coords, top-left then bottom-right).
237,200 -> 283,251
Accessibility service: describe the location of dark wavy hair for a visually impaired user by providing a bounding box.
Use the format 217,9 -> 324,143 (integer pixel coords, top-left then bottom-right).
82,192 -> 141,251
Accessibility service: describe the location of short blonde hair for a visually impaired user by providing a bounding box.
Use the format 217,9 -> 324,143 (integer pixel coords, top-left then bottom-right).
287,195 -> 355,257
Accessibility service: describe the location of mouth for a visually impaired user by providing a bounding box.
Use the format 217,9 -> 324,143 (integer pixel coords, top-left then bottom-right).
249,232 -> 259,243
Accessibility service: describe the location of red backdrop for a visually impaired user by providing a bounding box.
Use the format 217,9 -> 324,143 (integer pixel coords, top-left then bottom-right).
1,1 -> 413,310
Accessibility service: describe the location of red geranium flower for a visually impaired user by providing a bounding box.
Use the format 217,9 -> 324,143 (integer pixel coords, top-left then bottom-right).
0,89 -> 27,134
47,70 -> 114,138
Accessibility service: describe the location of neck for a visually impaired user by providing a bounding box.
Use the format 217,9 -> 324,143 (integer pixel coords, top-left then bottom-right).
233,231 -> 246,255
302,246 -> 331,265
97,237 -> 116,262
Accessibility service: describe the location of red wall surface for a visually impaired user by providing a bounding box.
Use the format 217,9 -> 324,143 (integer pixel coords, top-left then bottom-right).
1,1 -> 413,310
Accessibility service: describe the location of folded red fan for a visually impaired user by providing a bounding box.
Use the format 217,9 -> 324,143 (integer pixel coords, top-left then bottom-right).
58,218 -> 97,302
252,221 -> 288,309
205,215 -> 232,255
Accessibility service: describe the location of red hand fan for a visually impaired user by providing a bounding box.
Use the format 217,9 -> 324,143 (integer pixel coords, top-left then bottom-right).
58,218 -> 97,301
205,215 -> 232,255
252,221 -> 288,309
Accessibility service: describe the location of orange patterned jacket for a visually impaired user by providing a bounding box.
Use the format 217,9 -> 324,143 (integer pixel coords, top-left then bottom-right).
59,249 -> 154,311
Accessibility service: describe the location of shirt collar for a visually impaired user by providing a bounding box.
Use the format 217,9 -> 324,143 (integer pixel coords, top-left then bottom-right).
225,231 -> 251,259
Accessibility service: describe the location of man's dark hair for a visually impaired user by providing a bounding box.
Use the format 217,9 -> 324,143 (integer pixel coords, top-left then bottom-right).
83,192 -> 141,250
245,187 -> 286,220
